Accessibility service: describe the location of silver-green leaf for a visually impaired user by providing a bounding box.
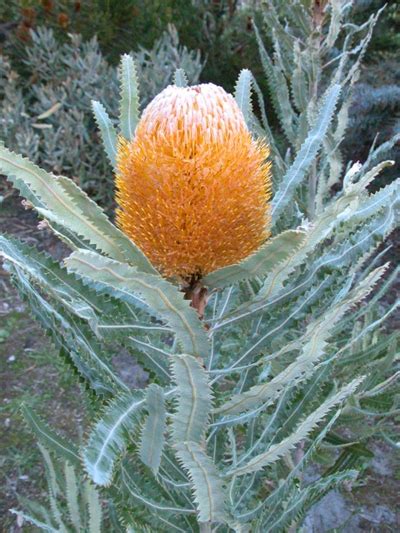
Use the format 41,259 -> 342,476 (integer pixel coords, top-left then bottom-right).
83,392 -> 145,485
91,100 -> 118,167
203,230 -> 306,289
0,145 -> 155,271
175,441 -> 228,524
65,250 -> 209,357
139,384 -> 166,473
228,377 -> 364,477
171,354 -> 212,443
271,84 -> 341,222
119,54 -> 140,140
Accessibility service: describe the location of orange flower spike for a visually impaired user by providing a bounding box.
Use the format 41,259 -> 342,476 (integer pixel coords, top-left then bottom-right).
115,83 -> 272,280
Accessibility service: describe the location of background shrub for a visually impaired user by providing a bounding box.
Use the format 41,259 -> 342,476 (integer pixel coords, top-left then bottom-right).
0,25 -> 203,207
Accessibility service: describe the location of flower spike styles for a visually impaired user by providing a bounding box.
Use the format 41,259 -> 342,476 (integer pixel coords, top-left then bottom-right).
115,83 -> 272,280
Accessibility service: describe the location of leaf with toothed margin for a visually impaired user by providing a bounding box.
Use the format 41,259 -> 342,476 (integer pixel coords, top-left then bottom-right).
65,250 -> 210,358
0,144 -> 156,272
350,177 -> 399,221
220,176 -> 398,328
261,470 -> 359,532
215,264 -> 387,418
91,100 -> 118,167
119,462 -> 196,525
0,234 -> 99,329
119,54 -> 140,140
227,377 -> 364,477
271,84 -> 341,223
84,391 -> 145,485
173,68 -> 188,87
203,230 -> 306,289
9,265 -> 127,395
85,480 -> 103,532
171,354 -> 212,443
9,510 -> 59,532
64,463 -> 81,531
0,236 -> 130,394
235,69 -> 253,127
139,385 -> 166,473
175,441 -> 228,524
21,404 -> 81,468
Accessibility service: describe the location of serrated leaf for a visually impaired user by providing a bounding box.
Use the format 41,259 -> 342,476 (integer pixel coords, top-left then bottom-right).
21,404 -> 81,468
9,510 -> 58,532
326,0 -> 345,48
173,68 -> 188,87
139,384 -> 166,473
65,250 -> 209,357
37,444 -> 68,531
271,84 -> 341,222
363,133 -> 400,172
345,160 -> 394,195
215,265 -> 387,417
64,463 -> 81,531
127,336 -> 170,381
228,377 -> 364,477
254,26 -> 297,145
0,145 -> 155,271
235,69 -> 253,126
83,392 -> 145,485
15,495 -> 53,527
249,76 -> 286,179
240,406 -> 341,523
92,100 -> 118,167
9,267 -> 125,395
291,41 -> 308,113
1,237 -> 129,393
37,443 -> 61,498
119,54 -> 140,140
120,463 -> 196,517
263,470 -> 358,532
175,441 -> 228,523
85,481 -> 103,533
219,174 -> 397,332
203,230 -> 306,289
171,355 -> 212,443
351,178 -> 399,221
0,235 -> 99,329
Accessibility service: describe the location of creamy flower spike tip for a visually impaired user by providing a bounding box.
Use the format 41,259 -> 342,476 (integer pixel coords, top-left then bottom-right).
116,83 -> 272,280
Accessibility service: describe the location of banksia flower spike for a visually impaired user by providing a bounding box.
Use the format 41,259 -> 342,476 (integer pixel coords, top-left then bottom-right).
116,83 -> 271,281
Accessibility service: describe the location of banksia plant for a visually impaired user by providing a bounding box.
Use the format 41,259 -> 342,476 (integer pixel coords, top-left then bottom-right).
116,83 -> 271,280
0,2 -> 399,531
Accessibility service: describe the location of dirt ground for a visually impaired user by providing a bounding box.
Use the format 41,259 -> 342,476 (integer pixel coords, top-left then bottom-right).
0,193 -> 399,532
0,193 -> 86,531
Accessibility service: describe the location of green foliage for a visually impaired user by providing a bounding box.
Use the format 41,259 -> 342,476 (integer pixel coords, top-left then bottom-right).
343,2 -> 400,186
353,0 -> 400,58
139,384 -> 166,473
171,355 -> 212,444
65,250 -> 209,357
3,0 -> 263,95
21,404 -> 81,468
132,24 -> 203,107
204,230 -> 306,289
84,391 -> 145,486
10,442 -> 104,532
0,25 -> 203,207
1,1 -> 399,531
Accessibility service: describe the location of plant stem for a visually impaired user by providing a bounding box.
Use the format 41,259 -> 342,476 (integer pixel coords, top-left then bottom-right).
183,279 -> 208,320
